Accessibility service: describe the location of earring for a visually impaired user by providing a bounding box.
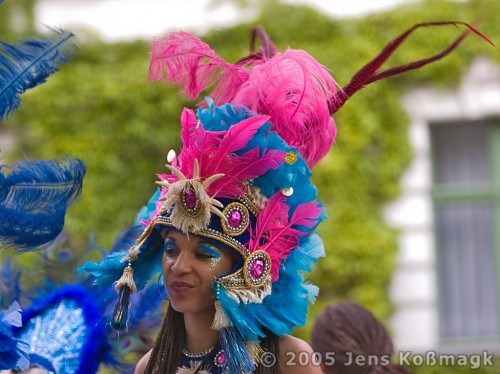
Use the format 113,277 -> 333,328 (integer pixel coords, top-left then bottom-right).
157,273 -> 168,300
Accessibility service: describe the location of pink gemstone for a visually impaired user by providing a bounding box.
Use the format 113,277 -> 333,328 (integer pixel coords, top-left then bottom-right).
217,352 -> 226,365
250,258 -> 265,279
228,210 -> 242,228
185,190 -> 197,209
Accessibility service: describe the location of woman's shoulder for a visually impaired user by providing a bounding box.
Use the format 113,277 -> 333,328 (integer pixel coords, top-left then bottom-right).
134,349 -> 152,374
278,334 -> 322,373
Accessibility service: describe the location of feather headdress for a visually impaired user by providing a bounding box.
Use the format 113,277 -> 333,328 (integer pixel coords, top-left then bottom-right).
85,23 -> 491,373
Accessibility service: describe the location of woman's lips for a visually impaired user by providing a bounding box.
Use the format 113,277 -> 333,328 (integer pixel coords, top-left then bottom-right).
169,281 -> 194,295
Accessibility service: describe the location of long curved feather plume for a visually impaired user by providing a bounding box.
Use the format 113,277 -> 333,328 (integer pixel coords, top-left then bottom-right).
0,157 -> 86,251
0,28 -> 77,121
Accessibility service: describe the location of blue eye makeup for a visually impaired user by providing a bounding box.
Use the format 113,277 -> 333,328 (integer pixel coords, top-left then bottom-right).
197,243 -> 223,260
163,238 -> 176,253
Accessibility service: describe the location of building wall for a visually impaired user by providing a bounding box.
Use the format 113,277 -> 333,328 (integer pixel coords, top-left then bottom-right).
385,58 -> 500,352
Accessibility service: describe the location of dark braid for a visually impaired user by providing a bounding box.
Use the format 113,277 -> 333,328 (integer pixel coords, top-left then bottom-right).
255,331 -> 281,374
145,303 -> 184,374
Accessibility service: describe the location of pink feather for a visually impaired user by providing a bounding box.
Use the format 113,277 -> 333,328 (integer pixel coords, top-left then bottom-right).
250,193 -> 296,281
149,31 -> 247,105
209,147 -> 285,197
149,32 -> 340,167
213,115 -> 270,167
250,193 -> 323,281
288,201 -> 323,232
232,49 -> 340,167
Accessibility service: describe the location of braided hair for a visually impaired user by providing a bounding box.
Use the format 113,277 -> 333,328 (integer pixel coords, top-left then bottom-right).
145,303 -> 282,373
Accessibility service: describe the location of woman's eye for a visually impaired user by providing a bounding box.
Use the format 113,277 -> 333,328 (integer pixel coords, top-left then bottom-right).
196,252 -> 214,260
197,244 -> 222,260
164,247 -> 175,254
163,239 -> 177,255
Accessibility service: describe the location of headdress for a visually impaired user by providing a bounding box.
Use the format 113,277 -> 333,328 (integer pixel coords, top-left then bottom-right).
84,23 -> 490,373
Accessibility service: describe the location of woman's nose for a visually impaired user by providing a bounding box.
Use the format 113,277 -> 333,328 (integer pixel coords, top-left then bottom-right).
170,252 -> 192,275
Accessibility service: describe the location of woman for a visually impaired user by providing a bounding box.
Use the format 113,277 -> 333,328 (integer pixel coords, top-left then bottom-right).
84,23 -> 486,374
83,25 -> 337,373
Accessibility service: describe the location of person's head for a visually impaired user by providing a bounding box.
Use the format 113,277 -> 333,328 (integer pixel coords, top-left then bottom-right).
311,302 -> 408,374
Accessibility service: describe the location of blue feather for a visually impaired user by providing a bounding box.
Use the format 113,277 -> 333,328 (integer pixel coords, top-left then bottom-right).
135,189 -> 161,225
0,28 -> 77,120
0,302 -> 30,371
0,157 -> 86,251
217,233 -> 325,342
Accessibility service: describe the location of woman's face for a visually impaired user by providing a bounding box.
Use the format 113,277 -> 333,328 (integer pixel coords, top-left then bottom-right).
162,230 -> 237,316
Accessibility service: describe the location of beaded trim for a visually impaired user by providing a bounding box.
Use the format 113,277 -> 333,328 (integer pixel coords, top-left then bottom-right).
182,345 -> 216,358
152,216 -> 249,257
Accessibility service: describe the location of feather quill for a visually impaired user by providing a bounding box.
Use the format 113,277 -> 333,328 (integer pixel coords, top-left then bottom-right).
0,28 -> 76,120
0,157 -> 86,250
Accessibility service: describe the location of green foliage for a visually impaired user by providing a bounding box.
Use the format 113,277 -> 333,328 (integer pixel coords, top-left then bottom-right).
2,1 -> 499,369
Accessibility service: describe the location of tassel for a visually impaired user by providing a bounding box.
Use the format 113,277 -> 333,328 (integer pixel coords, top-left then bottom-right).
220,327 -> 255,374
111,262 -> 136,332
111,285 -> 131,332
114,262 -> 137,293
211,301 -> 231,330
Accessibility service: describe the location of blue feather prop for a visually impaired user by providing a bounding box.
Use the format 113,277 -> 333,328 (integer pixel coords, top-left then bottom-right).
0,157 -> 86,250
13,285 -> 109,374
0,28 -> 76,120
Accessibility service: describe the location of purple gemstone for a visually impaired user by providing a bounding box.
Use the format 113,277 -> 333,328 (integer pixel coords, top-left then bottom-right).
217,352 -> 226,365
185,189 -> 197,209
228,210 -> 242,228
250,258 -> 265,279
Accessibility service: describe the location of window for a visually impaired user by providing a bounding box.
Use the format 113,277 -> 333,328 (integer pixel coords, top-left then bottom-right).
431,121 -> 499,342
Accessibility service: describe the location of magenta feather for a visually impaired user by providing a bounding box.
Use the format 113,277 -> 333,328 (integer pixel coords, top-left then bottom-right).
149,31 -> 246,105
250,193 -> 296,281
233,49 -> 340,167
213,115 -> 270,167
210,147 -> 285,198
289,201 -> 323,231
149,32 -> 341,167
250,193 -> 323,281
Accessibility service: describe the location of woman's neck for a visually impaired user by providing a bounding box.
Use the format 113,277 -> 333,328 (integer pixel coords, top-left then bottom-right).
183,310 -> 220,353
